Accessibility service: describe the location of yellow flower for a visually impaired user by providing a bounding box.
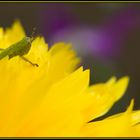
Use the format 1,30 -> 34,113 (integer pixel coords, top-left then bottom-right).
0,20 -> 140,137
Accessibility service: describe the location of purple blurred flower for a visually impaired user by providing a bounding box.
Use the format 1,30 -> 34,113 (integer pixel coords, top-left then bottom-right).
39,4 -> 140,61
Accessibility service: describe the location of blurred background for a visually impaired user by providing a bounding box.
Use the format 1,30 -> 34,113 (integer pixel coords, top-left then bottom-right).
0,2 -> 140,119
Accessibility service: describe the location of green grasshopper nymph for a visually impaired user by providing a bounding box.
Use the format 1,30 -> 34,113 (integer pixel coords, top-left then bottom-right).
0,29 -> 39,67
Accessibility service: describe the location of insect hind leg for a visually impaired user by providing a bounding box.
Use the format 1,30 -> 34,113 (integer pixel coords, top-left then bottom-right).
20,56 -> 39,67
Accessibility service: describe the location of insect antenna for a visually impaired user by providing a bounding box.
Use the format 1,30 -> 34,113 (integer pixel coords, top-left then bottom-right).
30,27 -> 36,42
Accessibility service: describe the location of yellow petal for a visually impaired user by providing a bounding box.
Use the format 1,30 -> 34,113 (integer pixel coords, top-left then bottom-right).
113,76 -> 130,101
80,100 -> 137,137
15,67 -> 89,137
83,76 -> 129,122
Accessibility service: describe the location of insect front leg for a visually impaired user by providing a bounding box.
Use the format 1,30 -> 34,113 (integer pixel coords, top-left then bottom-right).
20,56 -> 39,67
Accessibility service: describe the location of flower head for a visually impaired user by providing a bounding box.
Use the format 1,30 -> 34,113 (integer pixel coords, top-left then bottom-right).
0,21 -> 140,137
